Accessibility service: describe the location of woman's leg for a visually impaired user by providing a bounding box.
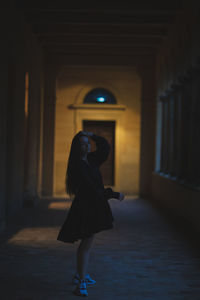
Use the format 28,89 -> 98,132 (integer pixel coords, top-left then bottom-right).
76,234 -> 95,280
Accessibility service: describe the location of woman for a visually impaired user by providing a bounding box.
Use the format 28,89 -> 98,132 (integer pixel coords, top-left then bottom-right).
57,130 -> 125,297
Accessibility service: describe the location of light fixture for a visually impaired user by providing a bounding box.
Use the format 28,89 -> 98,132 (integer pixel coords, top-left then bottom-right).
97,97 -> 106,103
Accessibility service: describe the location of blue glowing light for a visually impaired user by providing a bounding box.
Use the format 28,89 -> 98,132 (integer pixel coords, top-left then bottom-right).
97,97 -> 105,102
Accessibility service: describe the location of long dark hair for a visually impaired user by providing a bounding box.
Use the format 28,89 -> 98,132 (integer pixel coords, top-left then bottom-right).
65,131 -> 87,197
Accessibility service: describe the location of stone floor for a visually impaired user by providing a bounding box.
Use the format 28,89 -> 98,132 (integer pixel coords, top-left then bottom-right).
0,197 -> 200,300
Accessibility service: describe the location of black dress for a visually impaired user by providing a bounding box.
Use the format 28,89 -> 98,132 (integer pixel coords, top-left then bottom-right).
57,134 -> 120,243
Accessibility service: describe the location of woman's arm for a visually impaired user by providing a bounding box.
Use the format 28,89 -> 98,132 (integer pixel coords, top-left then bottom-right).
88,133 -> 110,166
104,187 -> 125,201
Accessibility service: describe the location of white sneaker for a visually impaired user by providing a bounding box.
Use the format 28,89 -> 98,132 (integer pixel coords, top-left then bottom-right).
73,279 -> 88,297
73,273 -> 96,285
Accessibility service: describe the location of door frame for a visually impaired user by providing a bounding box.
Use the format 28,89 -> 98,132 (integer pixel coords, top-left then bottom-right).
75,106 -> 125,190
83,120 -> 115,186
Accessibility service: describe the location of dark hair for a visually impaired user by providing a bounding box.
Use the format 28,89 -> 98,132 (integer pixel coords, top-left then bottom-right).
65,131 -> 87,197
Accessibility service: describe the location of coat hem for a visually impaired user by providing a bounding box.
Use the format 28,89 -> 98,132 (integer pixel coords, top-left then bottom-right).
57,224 -> 114,244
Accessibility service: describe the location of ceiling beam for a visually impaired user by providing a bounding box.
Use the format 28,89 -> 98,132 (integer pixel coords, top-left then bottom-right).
24,10 -> 175,24
25,20 -> 173,26
22,8 -> 179,16
33,24 -> 168,37
42,45 -> 159,53
36,32 -> 167,39
45,53 -> 156,67
44,47 -> 158,56
17,0 -> 183,11
38,35 -> 163,44
41,43 -> 160,50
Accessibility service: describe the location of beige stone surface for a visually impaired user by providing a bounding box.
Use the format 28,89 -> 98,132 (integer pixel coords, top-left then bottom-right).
54,67 -> 141,196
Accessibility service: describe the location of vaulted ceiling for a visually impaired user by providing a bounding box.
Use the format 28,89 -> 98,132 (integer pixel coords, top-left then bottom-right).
17,0 -> 184,67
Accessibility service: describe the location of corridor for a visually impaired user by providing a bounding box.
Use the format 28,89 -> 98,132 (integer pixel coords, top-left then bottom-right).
0,197 -> 200,300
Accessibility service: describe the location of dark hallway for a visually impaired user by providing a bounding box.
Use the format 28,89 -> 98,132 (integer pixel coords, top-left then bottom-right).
1,0 -> 200,299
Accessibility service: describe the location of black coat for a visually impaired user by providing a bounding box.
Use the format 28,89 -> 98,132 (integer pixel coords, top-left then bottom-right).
57,134 -> 120,243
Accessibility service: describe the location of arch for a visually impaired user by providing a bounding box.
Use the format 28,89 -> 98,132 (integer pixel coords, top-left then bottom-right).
84,87 -> 117,104
74,81 -> 122,105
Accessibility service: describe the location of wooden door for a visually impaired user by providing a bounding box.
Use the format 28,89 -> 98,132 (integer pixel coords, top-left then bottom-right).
83,120 -> 115,185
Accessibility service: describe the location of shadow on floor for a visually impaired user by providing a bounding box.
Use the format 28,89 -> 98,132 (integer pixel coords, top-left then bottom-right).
1,196 -> 200,255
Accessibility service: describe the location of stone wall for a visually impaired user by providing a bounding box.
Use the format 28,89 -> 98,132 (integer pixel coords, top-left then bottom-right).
54,67 -> 141,197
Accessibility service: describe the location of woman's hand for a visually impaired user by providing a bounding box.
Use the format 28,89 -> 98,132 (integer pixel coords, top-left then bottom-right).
118,192 -> 125,201
80,131 -> 93,137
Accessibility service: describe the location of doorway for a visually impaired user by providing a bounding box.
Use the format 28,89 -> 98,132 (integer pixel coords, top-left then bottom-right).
83,120 -> 115,186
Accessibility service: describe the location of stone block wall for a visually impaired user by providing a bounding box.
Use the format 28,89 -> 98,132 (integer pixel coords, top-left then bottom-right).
54,67 -> 141,197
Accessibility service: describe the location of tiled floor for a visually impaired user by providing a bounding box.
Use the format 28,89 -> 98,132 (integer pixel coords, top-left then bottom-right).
0,197 -> 200,300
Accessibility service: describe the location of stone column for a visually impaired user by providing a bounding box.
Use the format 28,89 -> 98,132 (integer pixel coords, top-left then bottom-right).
177,91 -> 182,179
179,85 -> 190,182
0,13 -> 9,232
174,91 -> 182,178
41,65 -> 57,196
168,95 -> 175,177
162,98 -> 170,175
23,68 -> 42,206
188,76 -> 200,187
194,78 -> 200,187
138,67 -> 156,198
160,98 -> 166,173
169,84 -> 182,179
154,99 -> 163,172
